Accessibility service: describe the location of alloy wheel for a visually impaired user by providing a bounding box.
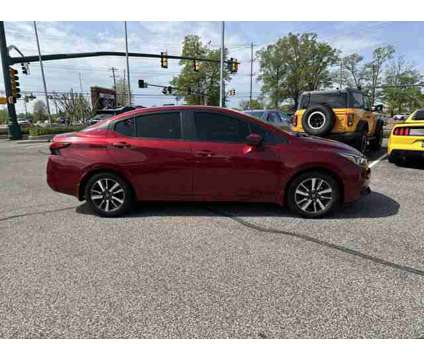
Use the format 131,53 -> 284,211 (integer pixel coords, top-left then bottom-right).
89,178 -> 125,213
294,177 -> 333,215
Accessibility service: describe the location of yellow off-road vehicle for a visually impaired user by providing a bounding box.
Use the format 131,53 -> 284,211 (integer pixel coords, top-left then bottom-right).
292,88 -> 384,153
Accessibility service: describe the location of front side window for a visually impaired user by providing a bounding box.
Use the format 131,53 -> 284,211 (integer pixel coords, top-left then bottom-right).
194,112 -> 250,143
135,112 -> 181,139
249,122 -> 284,144
114,118 -> 135,137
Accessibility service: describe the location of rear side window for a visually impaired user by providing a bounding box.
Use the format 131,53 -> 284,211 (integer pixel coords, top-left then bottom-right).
194,112 -> 249,143
114,118 -> 135,137
413,110 -> 424,120
135,112 -> 181,139
351,92 -> 364,108
307,93 -> 347,108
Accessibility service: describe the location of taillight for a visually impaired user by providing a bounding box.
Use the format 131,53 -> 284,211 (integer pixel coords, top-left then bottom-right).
293,114 -> 298,127
50,142 -> 71,155
393,127 -> 410,136
347,113 -> 354,127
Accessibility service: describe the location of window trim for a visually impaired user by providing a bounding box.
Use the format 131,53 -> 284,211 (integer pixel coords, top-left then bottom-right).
135,111 -> 183,140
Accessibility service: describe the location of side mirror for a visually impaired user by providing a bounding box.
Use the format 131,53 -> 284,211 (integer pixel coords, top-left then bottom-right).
246,133 -> 263,146
372,104 -> 383,112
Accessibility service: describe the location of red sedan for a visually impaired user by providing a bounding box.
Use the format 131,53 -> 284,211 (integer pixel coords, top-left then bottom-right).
47,106 -> 370,218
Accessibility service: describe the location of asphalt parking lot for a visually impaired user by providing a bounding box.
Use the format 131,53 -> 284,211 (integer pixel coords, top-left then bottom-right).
0,139 -> 423,338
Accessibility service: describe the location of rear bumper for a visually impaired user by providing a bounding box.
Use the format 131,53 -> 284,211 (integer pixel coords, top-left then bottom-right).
47,155 -> 81,197
389,149 -> 424,160
327,131 -> 362,144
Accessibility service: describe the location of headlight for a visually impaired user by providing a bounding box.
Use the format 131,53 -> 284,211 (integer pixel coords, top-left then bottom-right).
338,152 -> 368,167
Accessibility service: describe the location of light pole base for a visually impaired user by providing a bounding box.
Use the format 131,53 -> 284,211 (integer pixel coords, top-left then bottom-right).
8,122 -> 23,140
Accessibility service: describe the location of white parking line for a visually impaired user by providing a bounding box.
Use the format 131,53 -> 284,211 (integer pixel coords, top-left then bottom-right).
369,153 -> 388,168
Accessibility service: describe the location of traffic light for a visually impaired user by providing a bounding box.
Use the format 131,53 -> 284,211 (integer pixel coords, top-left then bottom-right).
228,89 -> 236,96
193,60 -> 200,72
227,58 -> 239,73
161,86 -> 173,95
138,80 -> 147,88
9,67 -> 21,101
160,51 -> 168,69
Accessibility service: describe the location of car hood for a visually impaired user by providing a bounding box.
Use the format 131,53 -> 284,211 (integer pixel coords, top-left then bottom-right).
292,134 -> 362,155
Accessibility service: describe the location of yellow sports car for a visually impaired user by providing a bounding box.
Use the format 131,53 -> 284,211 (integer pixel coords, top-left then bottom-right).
388,109 -> 424,163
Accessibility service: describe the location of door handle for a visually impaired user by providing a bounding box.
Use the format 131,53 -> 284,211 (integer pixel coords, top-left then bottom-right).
195,150 -> 215,158
112,142 -> 131,149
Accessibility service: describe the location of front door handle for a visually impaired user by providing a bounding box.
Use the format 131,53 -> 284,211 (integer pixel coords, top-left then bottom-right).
195,150 -> 215,158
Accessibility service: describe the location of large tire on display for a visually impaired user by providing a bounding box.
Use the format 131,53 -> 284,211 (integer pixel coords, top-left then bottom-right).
85,172 -> 134,217
353,129 -> 368,154
369,123 -> 383,151
287,171 -> 340,218
301,104 -> 336,136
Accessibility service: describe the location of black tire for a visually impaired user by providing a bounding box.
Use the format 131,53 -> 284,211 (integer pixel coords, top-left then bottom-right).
369,123 -> 383,151
84,172 -> 134,217
353,130 -> 368,153
301,104 -> 335,136
287,171 -> 340,218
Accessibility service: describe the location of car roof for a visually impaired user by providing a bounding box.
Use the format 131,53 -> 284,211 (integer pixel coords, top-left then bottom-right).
301,88 -> 360,96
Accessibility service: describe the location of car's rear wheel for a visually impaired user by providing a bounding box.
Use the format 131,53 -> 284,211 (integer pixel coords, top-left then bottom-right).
84,172 -> 133,217
287,171 -> 340,218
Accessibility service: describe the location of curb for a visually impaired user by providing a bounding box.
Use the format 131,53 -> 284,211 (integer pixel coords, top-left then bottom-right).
17,139 -> 51,144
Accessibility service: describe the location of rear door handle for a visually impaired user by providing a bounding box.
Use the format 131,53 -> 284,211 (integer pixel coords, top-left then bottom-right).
112,142 -> 131,149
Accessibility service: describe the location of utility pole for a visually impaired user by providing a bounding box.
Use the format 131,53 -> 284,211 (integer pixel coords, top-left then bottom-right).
249,42 -> 254,109
339,60 -> 343,89
124,21 -> 131,106
219,21 -> 225,108
110,67 -> 118,104
78,72 -> 83,93
33,21 -> 52,124
0,21 -> 22,139
275,67 -> 280,109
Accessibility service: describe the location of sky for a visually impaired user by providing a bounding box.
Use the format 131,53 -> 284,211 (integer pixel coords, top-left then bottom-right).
1,21 -> 424,113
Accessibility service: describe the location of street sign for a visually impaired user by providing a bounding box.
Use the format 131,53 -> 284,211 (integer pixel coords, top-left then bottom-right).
0,97 -> 6,105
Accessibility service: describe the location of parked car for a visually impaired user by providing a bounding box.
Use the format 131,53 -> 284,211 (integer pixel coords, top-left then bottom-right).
244,110 -> 291,130
393,114 -> 409,121
388,108 -> 424,164
47,106 -> 370,218
292,88 -> 384,153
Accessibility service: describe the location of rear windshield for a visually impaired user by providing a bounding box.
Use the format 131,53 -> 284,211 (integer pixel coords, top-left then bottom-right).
246,111 -> 265,120
298,92 -> 347,109
413,110 -> 424,120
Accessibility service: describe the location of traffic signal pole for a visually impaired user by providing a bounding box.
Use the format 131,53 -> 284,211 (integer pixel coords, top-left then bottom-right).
0,21 -> 22,140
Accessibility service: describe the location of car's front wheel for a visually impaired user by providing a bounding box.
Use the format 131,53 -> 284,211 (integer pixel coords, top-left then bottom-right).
84,172 -> 133,217
287,171 -> 340,218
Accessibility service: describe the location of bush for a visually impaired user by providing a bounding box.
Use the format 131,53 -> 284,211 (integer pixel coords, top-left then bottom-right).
29,125 -> 84,137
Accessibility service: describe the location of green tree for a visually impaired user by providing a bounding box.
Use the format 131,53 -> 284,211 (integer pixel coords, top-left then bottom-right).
171,35 -> 231,106
342,53 -> 366,89
0,109 -> 8,124
33,100 -> 48,123
363,46 -> 395,105
381,57 -> 424,116
239,99 -> 264,110
257,33 -> 339,109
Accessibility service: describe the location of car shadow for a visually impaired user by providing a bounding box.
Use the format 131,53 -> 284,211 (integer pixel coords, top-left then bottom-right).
76,191 -> 399,220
